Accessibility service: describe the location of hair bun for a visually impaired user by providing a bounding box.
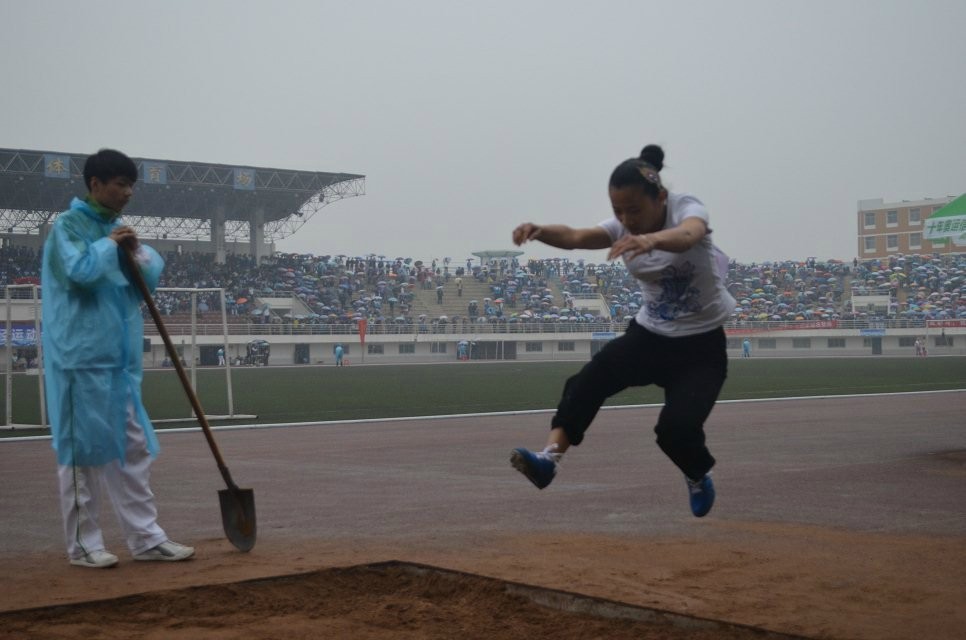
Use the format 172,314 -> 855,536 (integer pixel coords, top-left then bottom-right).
639,144 -> 665,172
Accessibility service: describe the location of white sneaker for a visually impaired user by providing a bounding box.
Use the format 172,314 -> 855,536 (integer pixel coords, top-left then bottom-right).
134,540 -> 195,562
70,550 -> 119,568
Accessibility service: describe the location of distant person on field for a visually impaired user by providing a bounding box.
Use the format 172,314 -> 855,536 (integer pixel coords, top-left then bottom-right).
334,343 -> 344,366
41,149 -> 194,569
742,338 -> 751,358
217,346 -> 225,366
508,144 -> 735,519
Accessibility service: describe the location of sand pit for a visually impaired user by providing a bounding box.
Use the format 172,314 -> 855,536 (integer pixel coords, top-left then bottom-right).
0,561 -> 811,640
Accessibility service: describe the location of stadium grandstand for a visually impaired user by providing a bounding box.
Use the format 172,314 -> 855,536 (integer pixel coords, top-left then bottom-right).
1,147 -> 964,368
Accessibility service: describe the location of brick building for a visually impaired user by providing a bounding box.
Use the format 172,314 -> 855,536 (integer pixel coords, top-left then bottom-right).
857,196 -> 959,258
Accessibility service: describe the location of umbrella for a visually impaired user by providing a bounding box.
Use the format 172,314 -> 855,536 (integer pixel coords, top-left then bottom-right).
236,297 -> 248,304
924,193 -> 966,246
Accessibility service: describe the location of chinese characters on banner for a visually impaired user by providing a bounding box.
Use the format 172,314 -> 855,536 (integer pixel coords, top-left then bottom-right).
0,324 -> 38,346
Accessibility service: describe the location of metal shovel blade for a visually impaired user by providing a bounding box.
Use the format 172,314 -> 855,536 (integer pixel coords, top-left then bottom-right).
218,487 -> 257,552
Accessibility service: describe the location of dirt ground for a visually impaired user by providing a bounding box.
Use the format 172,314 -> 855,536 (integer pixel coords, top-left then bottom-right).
2,395 -> 965,639
1,525 -> 963,640
0,561 -> 810,640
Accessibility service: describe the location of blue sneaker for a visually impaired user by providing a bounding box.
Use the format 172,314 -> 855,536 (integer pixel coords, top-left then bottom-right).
510,447 -> 556,489
687,474 -> 715,517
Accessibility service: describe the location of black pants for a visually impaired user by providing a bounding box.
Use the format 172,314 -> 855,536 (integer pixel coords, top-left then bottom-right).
551,320 -> 727,480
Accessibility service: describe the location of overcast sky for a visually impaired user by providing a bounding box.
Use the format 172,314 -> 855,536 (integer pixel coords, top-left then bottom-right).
2,0 -> 964,265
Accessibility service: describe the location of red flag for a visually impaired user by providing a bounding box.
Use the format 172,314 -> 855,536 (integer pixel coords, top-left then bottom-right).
357,318 -> 367,347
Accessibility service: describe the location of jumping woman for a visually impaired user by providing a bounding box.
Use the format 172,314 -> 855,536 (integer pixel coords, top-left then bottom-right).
509,144 -> 735,517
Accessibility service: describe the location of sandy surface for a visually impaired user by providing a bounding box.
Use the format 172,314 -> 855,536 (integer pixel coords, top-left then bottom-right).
1,526 -> 961,640
1,393 -> 964,639
0,562 -> 809,640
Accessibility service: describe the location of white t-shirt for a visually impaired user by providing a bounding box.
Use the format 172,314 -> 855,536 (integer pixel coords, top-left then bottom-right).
598,192 -> 736,337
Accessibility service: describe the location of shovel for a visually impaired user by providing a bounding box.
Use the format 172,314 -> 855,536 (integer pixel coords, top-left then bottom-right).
123,246 -> 256,552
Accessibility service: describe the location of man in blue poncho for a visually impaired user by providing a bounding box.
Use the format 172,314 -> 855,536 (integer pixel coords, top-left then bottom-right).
42,149 -> 194,568
334,343 -> 344,366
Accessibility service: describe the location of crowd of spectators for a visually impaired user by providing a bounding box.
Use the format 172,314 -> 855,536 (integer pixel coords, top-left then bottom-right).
0,246 -> 40,289
849,253 -> 965,320
2,243 -> 964,328
543,254 -> 965,324
156,252 -> 455,332
463,257 -> 584,325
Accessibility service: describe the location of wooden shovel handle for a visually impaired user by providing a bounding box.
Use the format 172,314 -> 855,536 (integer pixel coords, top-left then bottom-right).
122,246 -> 239,490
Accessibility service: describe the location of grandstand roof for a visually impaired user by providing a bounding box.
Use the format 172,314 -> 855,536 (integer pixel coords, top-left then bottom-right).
472,250 -> 524,260
0,148 -> 365,241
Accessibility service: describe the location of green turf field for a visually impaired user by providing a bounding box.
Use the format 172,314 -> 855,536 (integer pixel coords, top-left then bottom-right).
2,357 -> 964,435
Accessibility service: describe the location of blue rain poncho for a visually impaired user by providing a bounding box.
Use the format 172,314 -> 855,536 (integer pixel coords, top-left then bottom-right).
42,197 -> 164,466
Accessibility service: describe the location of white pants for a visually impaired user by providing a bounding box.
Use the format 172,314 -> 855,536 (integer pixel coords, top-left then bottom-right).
57,404 -> 167,559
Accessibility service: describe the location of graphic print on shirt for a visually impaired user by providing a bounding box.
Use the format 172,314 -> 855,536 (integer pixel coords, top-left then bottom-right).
646,262 -> 703,321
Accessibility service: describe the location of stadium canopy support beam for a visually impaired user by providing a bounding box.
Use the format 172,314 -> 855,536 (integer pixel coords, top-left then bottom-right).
213,205 -> 226,265
251,207 -> 265,263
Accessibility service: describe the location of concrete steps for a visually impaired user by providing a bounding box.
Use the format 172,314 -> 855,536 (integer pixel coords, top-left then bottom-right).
411,277 -> 495,319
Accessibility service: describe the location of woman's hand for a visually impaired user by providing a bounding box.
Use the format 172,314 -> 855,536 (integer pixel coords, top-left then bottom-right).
608,234 -> 657,261
512,223 -> 542,246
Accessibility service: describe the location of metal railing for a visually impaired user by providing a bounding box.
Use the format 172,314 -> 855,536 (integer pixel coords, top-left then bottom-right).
141,316 -> 955,338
